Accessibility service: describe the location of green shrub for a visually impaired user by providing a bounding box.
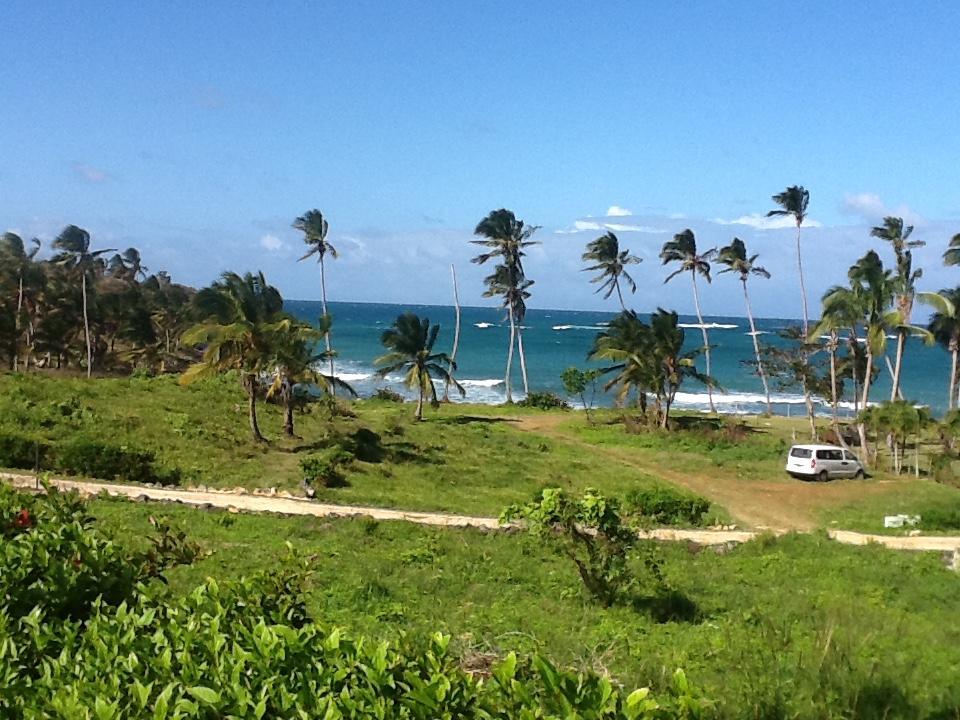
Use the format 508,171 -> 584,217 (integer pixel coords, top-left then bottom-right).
300,449 -> 353,488
371,387 -> 405,403
0,431 -> 51,470
623,486 -> 712,527
918,505 -> 960,531
517,391 -> 571,411
54,437 -> 180,485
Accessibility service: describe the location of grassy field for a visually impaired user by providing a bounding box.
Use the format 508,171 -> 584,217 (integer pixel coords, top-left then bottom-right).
90,497 -> 960,718
2,372 -> 960,531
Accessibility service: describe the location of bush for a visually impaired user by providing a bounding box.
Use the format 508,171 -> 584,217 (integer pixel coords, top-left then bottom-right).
623,486 -> 712,527
300,449 -> 353,488
55,437 -> 180,485
0,431 -> 51,470
371,387 -> 405,403
517,391 -> 570,411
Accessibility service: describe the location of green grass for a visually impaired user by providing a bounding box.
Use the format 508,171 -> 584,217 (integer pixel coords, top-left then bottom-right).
90,497 -> 960,718
822,480 -> 960,533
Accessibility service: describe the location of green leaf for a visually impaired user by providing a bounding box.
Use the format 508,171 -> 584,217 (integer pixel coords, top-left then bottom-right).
187,685 -> 221,706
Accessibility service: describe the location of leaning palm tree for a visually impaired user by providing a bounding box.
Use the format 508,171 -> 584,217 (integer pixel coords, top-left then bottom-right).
815,285 -> 865,428
108,247 -> 148,282
927,289 -> 960,410
481,264 -> 533,403
581,232 -> 642,310
717,238 -> 772,414
661,229 -> 717,413
294,209 -> 338,381
375,312 -> 463,420
767,185 -> 811,333
472,209 -> 540,399
266,316 -> 356,436
871,216 -> 925,400
180,271 -> 285,442
51,225 -> 115,378
1,232 -> 41,370
944,233 -> 960,267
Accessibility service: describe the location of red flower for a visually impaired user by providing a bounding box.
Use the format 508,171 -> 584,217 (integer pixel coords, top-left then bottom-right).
13,508 -> 32,529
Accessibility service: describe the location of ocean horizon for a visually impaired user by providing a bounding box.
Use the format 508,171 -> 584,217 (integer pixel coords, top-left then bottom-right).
286,299 -> 953,417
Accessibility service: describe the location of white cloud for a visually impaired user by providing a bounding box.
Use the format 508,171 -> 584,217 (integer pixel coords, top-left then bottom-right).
712,213 -> 822,230
606,205 -> 632,217
259,234 -> 285,252
72,163 -> 108,183
555,219 -> 666,235
840,192 -> 924,224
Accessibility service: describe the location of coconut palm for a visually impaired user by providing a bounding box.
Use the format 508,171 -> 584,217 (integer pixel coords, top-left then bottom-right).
581,232 -> 642,310
928,289 -> 960,410
767,185 -> 811,333
815,285 -> 866,429
0,233 -> 41,370
944,233 -> 960,267
180,271 -> 285,442
660,229 -> 716,413
871,216 -> 925,400
294,209 -> 338,381
481,263 -> 533,403
589,310 -> 655,410
375,312 -> 463,420
266,316 -> 356,436
472,209 -> 540,400
108,247 -> 148,282
51,225 -> 115,378
717,238 -> 772,415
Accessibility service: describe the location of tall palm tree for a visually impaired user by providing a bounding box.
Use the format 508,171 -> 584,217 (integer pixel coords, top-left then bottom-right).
847,251 -> 896,462
266,316 -> 356,436
375,312 -> 463,420
944,233 -> 960,267
294,209 -> 338,381
927,289 -> 960,410
815,285 -> 866,427
472,209 -> 540,400
581,232 -> 642,310
767,185 -> 811,333
871,216 -> 924,400
51,225 -> 115,378
481,264 -> 533,403
717,238 -> 772,415
660,229 -> 717,413
0,233 -> 41,370
180,271 -> 285,442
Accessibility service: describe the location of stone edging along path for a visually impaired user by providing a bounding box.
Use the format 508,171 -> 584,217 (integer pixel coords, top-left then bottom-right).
4,472 -> 960,559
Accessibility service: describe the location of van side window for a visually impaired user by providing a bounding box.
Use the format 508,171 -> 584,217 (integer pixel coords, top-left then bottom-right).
816,450 -> 830,460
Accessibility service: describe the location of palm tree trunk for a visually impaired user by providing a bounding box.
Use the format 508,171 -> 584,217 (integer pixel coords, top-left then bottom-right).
245,376 -> 266,443
742,280 -> 771,415
14,274 -> 23,371
444,264 -> 461,403
82,271 -> 93,378
517,326 -> 529,396
690,272 -> 715,413
828,331 -> 840,436
505,300 -> 516,403
320,256 -> 335,392
616,281 -> 626,312
858,351 -> 874,465
415,382 -> 424,421
282,379 -> 295,437
890,330 -> 906,401
796,223 -> 809,335
951,342 -> 959,411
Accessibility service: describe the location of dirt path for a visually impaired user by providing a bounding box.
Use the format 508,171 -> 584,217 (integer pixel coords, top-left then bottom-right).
513,415 -> 902,532
4,473 -> 959,557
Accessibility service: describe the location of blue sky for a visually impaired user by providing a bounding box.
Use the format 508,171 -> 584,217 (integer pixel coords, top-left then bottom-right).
2,1 -> 959,318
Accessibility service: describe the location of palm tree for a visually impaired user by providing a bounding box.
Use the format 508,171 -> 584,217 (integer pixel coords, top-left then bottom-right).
108,247 -> 148,282
871,216 -> 925,400
0,233 -> 41,370
660,229 -> 717,413
180,271 -> 285,442
480,264 -> 533,403
51,226 -> 115,378
717,238 -> 772,415
815,285 -> 866,429
767,185 -> 811,333
472,209 -> 540,400
928,289 -> 960,410
375,312 -> 463,420
266,316 -> 356,436
294,209 -> 338,381
944,233 -> 960,267
581,232 -> 642,310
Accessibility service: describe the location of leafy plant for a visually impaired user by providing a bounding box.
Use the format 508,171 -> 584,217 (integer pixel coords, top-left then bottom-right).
623,486 -> 711,527
561,366 -> 601,423
517,391 -> 571,410
300,449 -> 352,488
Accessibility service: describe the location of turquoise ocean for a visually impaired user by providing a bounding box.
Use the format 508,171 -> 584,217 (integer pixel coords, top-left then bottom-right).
286,300 -> 952,417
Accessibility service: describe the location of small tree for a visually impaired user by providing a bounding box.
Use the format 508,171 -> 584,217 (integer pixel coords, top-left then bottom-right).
561,367 -> 601,424
502,488 -> 658,607
859,401 -> 933,475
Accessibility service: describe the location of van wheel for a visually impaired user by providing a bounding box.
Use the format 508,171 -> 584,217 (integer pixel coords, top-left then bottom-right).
818,470 -> 829,482
854,469 -> 864,480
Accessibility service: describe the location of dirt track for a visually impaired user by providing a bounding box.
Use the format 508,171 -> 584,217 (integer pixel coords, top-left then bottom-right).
4,473 -> 959,557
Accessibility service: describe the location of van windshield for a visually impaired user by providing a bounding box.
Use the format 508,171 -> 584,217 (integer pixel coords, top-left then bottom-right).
790,448 -> 812,458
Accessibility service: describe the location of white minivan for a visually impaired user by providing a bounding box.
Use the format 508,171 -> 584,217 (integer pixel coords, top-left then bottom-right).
786,444 -> 864,481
